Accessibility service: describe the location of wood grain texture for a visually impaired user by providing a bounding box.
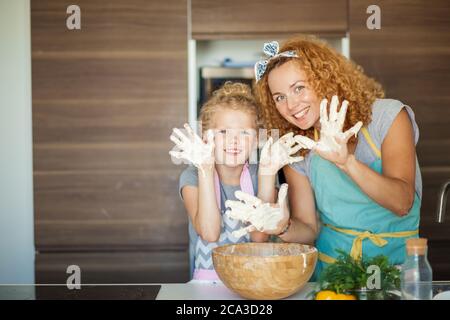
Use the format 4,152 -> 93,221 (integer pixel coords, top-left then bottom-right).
349,0 -> 450,278
35,251 -> 190,284
31,0 -> 189,263
191,0 -> 348,39
31,0 -> 186,52
213,243 -> 317,300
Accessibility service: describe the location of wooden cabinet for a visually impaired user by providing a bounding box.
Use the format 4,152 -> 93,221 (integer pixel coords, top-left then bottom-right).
32,0 -> 189,282
191,0 -> 348,39
349,0 -> 450,279
35,252 -> 189,284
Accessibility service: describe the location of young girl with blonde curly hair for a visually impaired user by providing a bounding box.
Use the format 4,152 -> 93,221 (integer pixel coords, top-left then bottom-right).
170,82 -> 302,280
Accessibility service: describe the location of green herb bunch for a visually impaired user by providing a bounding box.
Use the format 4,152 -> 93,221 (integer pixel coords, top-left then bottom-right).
319,250 -> 401,295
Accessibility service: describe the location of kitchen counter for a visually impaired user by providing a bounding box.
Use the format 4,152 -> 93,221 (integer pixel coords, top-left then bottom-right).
0,282 -> 313,300
156,281 -> 315,300
1,281 -> 449,300
156,281 -> 450,300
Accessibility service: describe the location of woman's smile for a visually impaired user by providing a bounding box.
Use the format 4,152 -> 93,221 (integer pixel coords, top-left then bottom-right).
292,106 -> 310,123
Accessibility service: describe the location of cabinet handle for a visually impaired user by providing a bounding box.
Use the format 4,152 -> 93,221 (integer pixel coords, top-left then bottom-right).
437,180 -> 450,223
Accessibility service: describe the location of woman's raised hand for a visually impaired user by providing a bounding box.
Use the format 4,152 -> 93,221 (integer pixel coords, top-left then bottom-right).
318,96 -> 362,151
315,95 -> 363,166
225,183 -> 290,237
169,123 -> 215,175
293,95 -> 363,167
259,132 -> 304,176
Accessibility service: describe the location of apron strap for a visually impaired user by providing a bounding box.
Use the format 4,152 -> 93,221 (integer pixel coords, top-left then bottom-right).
361,127 -> 381,159
213,162 -> 254,209
314,126 -> 380,158
323,223 -> 418,261
318,252 -> 337,264
314,128 -> 319,142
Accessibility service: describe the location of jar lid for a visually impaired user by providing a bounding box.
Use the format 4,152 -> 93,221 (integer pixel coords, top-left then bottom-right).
406,238 -> 428,255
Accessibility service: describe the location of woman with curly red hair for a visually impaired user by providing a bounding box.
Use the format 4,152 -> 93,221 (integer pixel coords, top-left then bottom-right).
253,36 -> 422,277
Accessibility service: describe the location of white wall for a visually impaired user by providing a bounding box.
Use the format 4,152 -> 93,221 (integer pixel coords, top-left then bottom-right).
196,38 -> 343,68
0,0 -> 34,283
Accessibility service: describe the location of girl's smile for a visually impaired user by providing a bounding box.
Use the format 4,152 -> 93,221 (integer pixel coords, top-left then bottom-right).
224,146 -> 242,155
210,109 -> 257,167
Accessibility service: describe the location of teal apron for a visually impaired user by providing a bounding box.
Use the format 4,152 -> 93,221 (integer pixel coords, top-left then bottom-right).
311,127 -> 420,279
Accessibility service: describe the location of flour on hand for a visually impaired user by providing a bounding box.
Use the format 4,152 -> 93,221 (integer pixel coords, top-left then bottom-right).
259,132 -> 304,176
225,184 -> 289,237
293,95 -> 363,153
169,123 -> 215,176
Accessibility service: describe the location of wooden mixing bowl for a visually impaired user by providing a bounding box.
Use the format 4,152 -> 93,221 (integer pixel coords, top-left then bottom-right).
212,242 -> 317,300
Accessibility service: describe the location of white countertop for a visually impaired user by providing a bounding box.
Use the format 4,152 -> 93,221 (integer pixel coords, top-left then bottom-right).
156,281 -> 316,300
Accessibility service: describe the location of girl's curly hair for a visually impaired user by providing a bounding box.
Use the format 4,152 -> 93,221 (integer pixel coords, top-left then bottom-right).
200,81 -> 260,133
254,35 -> 385,155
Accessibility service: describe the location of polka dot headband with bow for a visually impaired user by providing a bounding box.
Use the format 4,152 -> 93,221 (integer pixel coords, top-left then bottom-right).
254,41 -> 298,82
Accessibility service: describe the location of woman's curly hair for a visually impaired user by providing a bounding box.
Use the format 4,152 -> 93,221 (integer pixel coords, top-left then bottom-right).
254,35 -> 385,155
200,81 -> 260,133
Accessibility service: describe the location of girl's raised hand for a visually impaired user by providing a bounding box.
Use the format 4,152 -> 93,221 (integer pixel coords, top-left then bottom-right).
225,183 -> 290,237
259,132 -> 304,176
169,123 -> 215,176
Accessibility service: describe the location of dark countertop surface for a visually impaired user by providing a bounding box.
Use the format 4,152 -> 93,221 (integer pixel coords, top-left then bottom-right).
0,285 -> 161,300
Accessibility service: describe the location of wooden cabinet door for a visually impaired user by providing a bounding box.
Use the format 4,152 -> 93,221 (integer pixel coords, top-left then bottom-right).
191,0 -> 348,39
349,0 -> 450,279
32,0 -> 189,282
